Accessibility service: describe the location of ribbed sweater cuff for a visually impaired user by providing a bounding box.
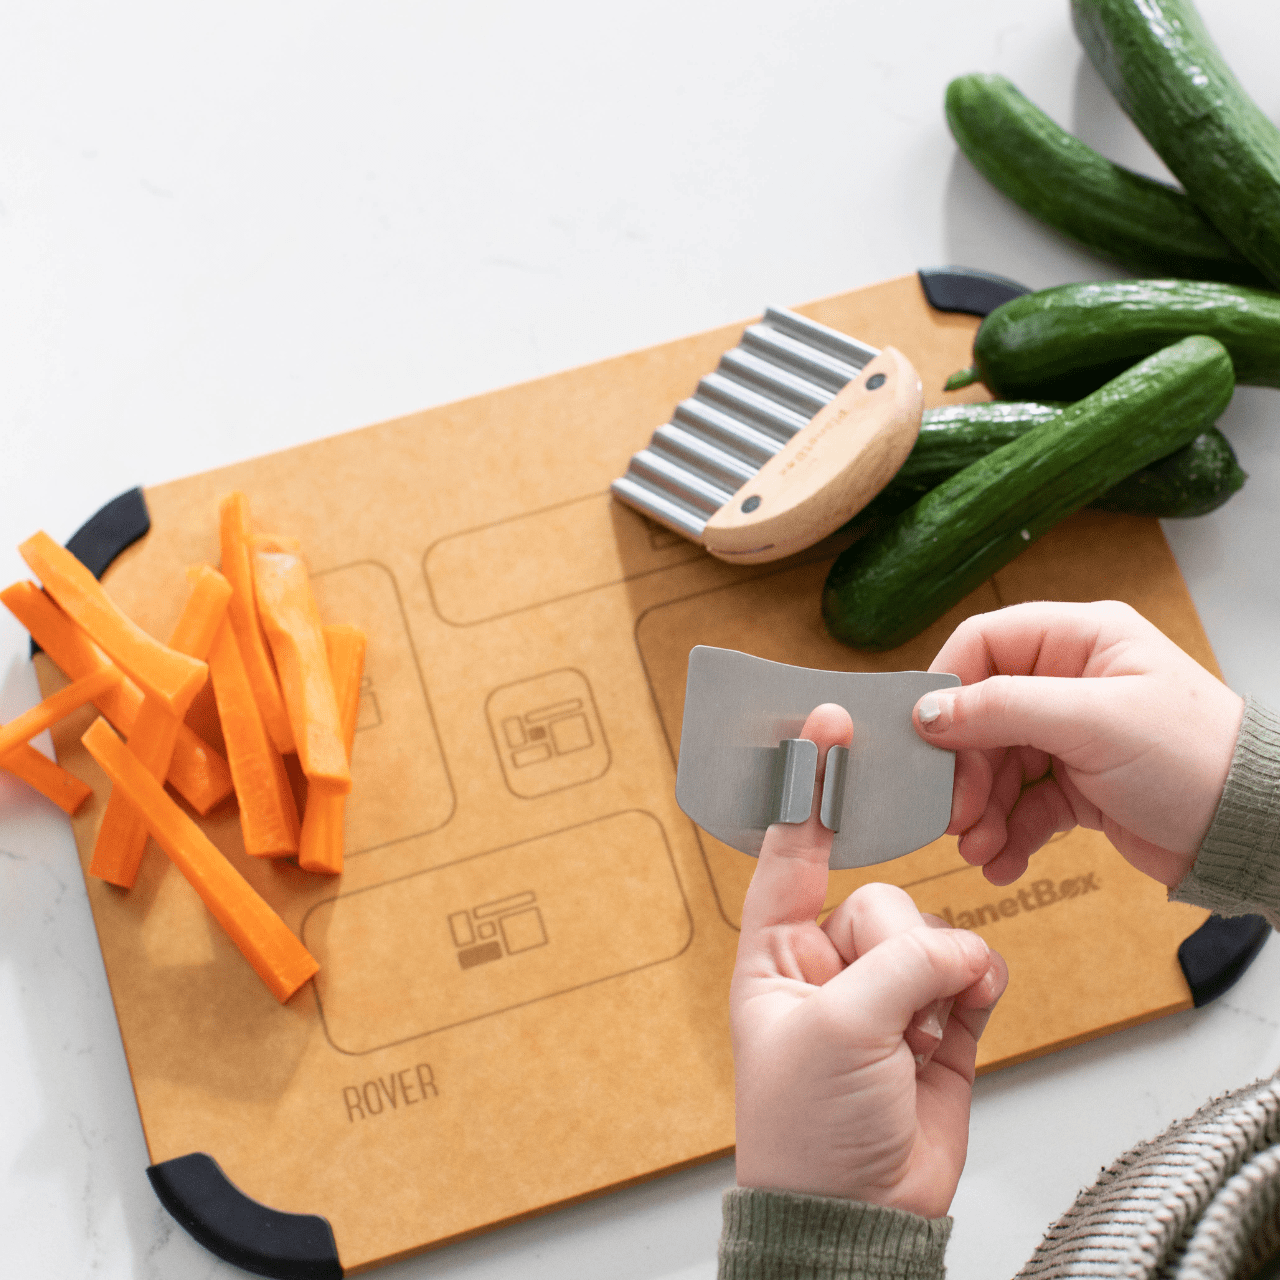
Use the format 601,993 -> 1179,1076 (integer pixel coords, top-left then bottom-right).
1172,696 -> 1280,926
719,1187 -> 951,1280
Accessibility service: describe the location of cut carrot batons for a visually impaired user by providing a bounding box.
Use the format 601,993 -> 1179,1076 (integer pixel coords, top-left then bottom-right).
0,668 -> 122,758
218,494 -> 294,756
1,744 -> 93,815
324,626 -> 366,754
19,532 -> 208,718
172,565 -> 234,661
207,618 -> 300,857
167,730 -> 234,816
297,626 -> 366,875
89,700 -> 183,887
251,540 -> 350,795
2,581 -> 233,814
89,566 -> 233,888
2,581 -> 135,726
296,788 -> 344,876
81,718 -> 318,1002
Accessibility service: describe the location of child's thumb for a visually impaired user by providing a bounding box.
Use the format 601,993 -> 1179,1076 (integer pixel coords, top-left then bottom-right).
911,673 -> 1124,756
822,925 -> 992,1033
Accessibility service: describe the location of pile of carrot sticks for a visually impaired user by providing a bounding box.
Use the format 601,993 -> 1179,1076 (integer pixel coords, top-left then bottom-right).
0,493 -> 366,1003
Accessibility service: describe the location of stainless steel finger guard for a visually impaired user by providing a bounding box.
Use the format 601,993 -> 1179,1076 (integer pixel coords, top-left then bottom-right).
675,646 -> 960,870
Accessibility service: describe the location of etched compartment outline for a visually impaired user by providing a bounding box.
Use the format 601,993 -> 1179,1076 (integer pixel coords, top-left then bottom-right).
421,490 -> 706,627
312,559 -> 457,855
302,809 -> 695,1056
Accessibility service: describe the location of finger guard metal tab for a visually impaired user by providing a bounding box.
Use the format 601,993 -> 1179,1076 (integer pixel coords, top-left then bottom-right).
819,745 -> 848,832
769,739 -> 818,825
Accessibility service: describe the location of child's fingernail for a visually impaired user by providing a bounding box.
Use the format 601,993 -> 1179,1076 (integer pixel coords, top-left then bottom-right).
917,1004 -> 944,1040
917,694 -> 950,731
958,931 -> 989,964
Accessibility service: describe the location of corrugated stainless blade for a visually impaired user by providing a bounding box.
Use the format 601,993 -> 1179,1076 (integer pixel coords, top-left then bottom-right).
649,424 -> 761,491
740,324 -> 864,393
610,308 -> 879,540
608,476 -> 708,539
763,307 -> 879,368
669,399 -> 782,467
694,372 -> 809,442
716,348 -> 833,418
625,449 -> 735,515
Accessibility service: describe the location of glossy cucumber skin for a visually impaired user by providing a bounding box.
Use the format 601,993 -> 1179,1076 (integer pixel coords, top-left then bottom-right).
1091,428 -> 1246,519
945,73 -> 1265,287
969,279 -> 1280,400
822,337 -> 1235,652
1072,0 -> 1280,290
897,403 -> 1065,490
862,401 -> 1245,521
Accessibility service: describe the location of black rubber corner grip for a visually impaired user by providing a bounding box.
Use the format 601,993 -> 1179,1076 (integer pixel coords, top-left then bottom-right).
30,487 -> 151,658
918,266 -> 1031,317
1178,913 -> 1271,1008
66,486 -> 151,578
146,1153 -> 343,1279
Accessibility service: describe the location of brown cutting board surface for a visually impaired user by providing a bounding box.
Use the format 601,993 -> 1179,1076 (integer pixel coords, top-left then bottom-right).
39,273 -> 1209,1273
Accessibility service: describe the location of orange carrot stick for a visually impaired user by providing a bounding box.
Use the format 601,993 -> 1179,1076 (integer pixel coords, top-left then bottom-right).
2,581 -> 136,726
297,625 -> 366,875
219,494 -> 294,755
251,540 -> 350,795
171,566 -> 234,658
2,582 -> 233,814
81,717 -> 319,1002
0,668 -> 122,758
165,730 -> 234,816
89,567 -> 232,887
19,532 -> 207,718
207,617 -> 300,857
1,744 -> 93,815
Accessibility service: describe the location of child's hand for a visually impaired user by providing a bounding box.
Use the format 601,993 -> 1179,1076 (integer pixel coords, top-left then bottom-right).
731,703 -> 1007,1219
914,601 -> 1245,888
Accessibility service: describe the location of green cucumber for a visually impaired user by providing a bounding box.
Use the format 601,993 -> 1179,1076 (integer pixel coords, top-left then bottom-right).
949,279 -> 1280,400
860,401 -> 1245,521
1090,428 -> 1246,518
822,336 -> 1235,651
1072,0 -> 1280,290
896,403 -> 1067,495
945,73 -> 1266,286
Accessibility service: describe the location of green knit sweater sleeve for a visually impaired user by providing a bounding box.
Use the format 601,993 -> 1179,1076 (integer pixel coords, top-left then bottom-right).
1171,696 -> 1280,926
718,1188 -> 950,1280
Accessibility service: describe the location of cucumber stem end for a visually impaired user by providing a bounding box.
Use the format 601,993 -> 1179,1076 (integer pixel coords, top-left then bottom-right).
944,366 -> 981,391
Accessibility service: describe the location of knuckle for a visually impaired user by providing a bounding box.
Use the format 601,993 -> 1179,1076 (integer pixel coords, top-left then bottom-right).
1093,599 -> 1145,634
895,925 -> 941,972
961,674 -> 1016,730
847,880 -> 912,922
1094,599 -> 1134,619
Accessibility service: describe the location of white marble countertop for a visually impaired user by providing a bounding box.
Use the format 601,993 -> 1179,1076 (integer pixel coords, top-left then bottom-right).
2,2 -> 1279,1276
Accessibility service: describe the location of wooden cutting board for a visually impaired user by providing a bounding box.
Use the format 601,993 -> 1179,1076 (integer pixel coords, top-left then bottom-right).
36,272 -> 1212,1276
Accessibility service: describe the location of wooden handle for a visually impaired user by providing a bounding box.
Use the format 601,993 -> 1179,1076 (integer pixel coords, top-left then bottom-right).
701,347 -> 923,563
